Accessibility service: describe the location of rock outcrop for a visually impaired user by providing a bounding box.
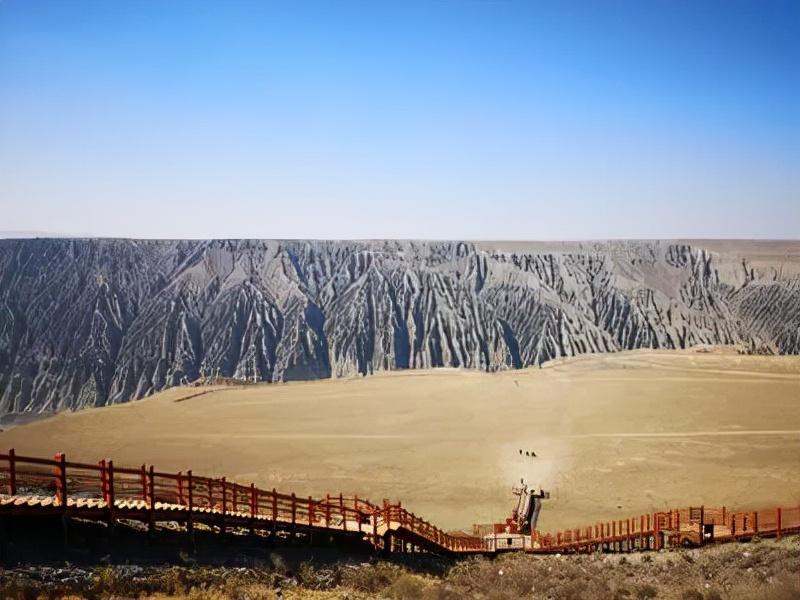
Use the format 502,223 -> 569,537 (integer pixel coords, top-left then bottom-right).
1,239 -> 798,419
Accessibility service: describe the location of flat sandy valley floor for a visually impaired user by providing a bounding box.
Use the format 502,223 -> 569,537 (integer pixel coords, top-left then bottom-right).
1,350 -> 799,533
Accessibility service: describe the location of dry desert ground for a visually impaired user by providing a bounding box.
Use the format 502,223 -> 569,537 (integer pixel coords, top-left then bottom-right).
1,349 -> 799,532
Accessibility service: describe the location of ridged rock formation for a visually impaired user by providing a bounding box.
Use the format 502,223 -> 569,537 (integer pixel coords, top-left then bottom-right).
1,239 -> 798,419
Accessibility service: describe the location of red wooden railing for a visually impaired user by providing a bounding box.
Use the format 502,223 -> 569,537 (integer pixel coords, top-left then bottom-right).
377,501 -> 484,552
0,449 -> 486,553
533,504 -> 800,553
2,450 -> 797,556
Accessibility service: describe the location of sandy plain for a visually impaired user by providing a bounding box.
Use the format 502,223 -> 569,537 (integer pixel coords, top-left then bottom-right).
1,349 -> 798,532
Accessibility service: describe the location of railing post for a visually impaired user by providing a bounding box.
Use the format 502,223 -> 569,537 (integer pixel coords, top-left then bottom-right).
220,477 -> 227,535
140,464 -> 148,503
306,495 -> 314,545
372,509 -> 378,548
340,493 -> 347,531
776,508 -> 782,539
99,459 -> 108,501
291,492 -> 297,539
753,511 -> 758,536
355,495 -> 362,533
271,488 -> 278,541
612,520 -> 616,551
639,515 -> 644,549
246,483 -> 255,536
654,514 -> 660,551
52,452 -> 68,550
699,505 -> 705,546
177,471 -> 184,505
626,518 -> 631,552
106,460 -> 115,521
99,458 -> 114,526
147,465 -> 155,534
54,453 -> 67,507
148,466 -> 155,509
187,470 -> 194,538
8,449 -> 16,495
325,494 -> 331,527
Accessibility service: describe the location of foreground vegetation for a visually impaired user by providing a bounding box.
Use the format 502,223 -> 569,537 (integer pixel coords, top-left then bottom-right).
1,537 -> 798,600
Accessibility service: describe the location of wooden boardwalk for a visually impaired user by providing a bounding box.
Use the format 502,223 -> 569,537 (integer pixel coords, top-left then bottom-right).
0,450 -> 484,556
1,450 -> 797,557
532,504 -> 800,553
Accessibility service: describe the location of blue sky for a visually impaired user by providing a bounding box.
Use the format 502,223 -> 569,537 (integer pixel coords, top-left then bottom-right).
1,1 -> 798,239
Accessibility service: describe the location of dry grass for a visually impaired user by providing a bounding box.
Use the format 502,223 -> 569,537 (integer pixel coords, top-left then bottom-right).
432,538 -> 800,600
2,537 -> 798,600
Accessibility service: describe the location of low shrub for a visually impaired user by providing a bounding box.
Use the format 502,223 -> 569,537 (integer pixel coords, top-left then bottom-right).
386,573 -> 428,600
338,562 -> 407,594
634,584 -> 657,599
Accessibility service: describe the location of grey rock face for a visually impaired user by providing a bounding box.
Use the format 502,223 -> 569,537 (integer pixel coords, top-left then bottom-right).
1,238 -> 798,419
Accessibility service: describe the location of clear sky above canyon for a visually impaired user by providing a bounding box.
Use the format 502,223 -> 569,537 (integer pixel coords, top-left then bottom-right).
1,1 -> 798,239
